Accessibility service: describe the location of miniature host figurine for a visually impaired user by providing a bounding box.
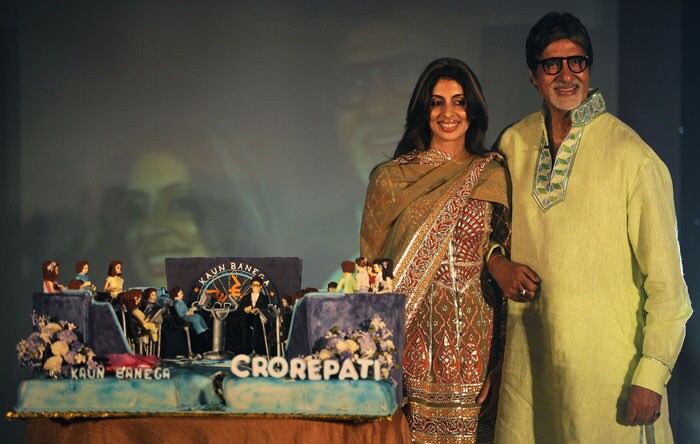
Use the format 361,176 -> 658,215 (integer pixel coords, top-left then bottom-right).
236,277 -> 272,355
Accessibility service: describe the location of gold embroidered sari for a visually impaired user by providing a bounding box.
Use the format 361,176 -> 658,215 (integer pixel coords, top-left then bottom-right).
361,149 -> 510,444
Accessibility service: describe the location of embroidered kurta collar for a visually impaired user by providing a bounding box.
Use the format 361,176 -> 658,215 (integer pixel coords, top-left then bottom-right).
532,90 -> 607,212
538,89 -> 607,131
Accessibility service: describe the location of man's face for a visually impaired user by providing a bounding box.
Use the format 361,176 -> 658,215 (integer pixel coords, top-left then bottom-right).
335,21 -> 427,183
529,39 -> 590,113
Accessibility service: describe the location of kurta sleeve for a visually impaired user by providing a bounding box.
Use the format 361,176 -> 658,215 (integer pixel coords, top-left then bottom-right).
627,155 -> 692,395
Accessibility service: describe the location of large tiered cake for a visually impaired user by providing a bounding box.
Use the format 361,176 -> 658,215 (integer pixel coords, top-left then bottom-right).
10,257 -> 406,420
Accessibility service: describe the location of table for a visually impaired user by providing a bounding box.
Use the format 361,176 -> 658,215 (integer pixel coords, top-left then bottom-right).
23,410 -> 412,444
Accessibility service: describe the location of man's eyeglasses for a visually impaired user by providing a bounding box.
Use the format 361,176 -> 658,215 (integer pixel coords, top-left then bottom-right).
536,56 -> 590,75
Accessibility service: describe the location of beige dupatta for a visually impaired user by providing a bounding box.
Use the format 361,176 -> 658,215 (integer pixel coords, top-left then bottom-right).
360,149 -> 508,326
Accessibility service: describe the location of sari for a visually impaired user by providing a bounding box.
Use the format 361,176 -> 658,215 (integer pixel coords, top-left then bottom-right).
361,148 -> 510,444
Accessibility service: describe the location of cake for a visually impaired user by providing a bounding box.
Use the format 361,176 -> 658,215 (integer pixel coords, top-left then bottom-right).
10,262 -> 406,420
223,378 -> 397,417
15,366 -> 223,415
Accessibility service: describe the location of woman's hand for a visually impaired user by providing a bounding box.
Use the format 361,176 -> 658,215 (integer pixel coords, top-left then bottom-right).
488,254 -> 541,302
477,359 -> 503,420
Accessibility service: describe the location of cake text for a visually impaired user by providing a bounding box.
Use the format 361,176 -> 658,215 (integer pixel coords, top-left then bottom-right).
230,355 -> 383,381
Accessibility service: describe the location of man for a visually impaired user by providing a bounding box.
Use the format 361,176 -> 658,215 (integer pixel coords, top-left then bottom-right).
493,12 -> 692,443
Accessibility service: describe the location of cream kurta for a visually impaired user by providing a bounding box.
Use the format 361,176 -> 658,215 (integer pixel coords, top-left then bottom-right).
495,91 -> 692,444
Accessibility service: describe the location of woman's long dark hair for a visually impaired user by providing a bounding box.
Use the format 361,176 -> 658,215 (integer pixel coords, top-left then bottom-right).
393,57 -> 489,159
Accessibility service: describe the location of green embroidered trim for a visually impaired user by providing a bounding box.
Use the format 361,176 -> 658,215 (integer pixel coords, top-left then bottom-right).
531,90 -> 607,212
531,127 -> 585,212
572,90 -> 607,126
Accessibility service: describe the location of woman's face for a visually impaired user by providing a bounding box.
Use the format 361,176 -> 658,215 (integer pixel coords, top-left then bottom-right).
373,263 -> 382,273
429,78 -> 469,152
81,264 -> 89,274
125,153 -> 209,287
148,291 -> 157,303
115,263 -> 122,274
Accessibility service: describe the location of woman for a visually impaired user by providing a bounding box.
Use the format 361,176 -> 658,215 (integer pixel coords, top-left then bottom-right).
104,260 -> 124,299
361,58 -> 538,443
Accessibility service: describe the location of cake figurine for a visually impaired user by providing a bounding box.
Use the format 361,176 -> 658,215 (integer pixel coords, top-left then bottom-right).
354,256 -> 370,293
141,287 -> 159,320
74,260 -> 97,291
66,279 -> 85,290
170,286 -> 209,334
124,289 -> 158,342
103,260 -> 124,299
237,276 -> 272,356
372,258 -> 394,294
336,260 -> 357,294
41,260 -> 65,294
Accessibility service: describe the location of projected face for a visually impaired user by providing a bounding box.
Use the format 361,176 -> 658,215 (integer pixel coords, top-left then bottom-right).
124,152 -> 209,287
336,21 -> 427,183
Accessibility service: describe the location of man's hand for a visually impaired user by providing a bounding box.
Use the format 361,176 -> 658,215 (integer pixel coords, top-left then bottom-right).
626,385 -> 662,425
488,254 -> 541,302
477,360 -> 503,420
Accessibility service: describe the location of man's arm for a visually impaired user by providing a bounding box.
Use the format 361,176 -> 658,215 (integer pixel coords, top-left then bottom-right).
626,154 -> 692,423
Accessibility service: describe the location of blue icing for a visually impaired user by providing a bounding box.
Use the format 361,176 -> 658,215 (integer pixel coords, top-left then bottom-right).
16,367 -> 222,413
222,376 -> 397,416
285,293 -> 406,407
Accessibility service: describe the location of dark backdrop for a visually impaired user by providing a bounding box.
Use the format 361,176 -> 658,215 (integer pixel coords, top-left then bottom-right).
1,1 -> 696,442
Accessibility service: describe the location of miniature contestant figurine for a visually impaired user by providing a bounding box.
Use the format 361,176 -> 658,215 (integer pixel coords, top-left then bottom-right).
124,289 -> 159,342
74,260 -> 96,291
336,260 -> 357,294
170,286 -> 209,334
104,260 -> 124,299
141,287 -> 160,320
354,257 -> 370,293
41,260 -> 65,293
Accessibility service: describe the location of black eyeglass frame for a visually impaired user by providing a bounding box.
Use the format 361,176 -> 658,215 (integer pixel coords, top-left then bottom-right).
536,56 -> 590,75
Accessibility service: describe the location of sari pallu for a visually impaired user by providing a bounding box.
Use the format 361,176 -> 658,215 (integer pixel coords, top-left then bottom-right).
361,149 -> 510,444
